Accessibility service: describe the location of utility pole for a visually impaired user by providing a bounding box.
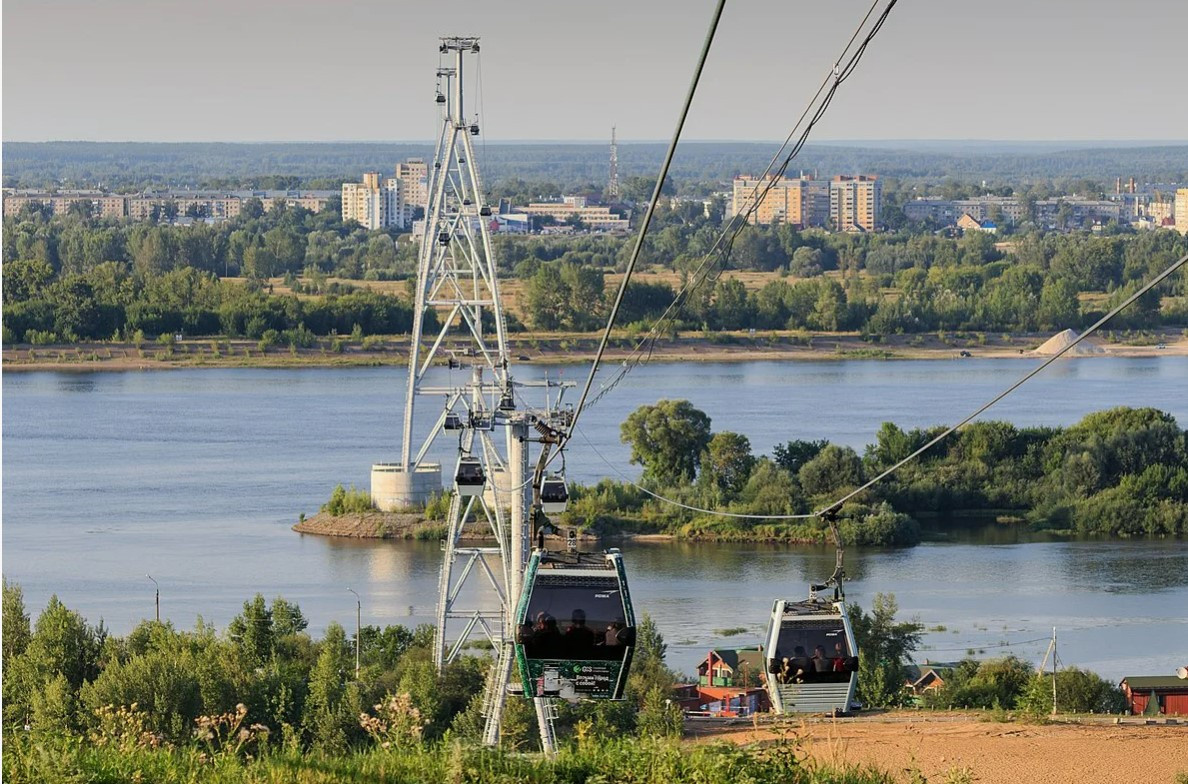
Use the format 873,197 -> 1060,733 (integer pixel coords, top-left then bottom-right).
145,574 -> 159,622
1038,626 -> 1058,715
1051,626 -> 1057,716
347,588 -> 361,679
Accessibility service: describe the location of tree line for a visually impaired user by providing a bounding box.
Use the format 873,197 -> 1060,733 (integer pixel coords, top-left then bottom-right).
5,187 -> 1187,345
7,140 -> 1187,191
1,579 -> 1135,781
1,581 -> 686,758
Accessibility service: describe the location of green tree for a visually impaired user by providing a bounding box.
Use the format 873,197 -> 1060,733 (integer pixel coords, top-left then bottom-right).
620,400 -> 713,486
303,622 -> 360,753
771,438 -> 828,474
790,246 -> 825,277
241,197 -> 265,220
1019,667 -> 1126,715
2,258 -> 55,305
522,264 -> 569,330
699,431 -> 756,503
4,595 -> 103,728
227,594 -> 274,664
272,597 -> 309,638
931,656 -> 1033,709
3,579 -> 32,670
847,593 -> 922,708
798,444 -> 864,497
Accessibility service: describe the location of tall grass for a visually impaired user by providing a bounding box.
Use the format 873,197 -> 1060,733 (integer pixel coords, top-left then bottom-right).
2,733 -> 900,784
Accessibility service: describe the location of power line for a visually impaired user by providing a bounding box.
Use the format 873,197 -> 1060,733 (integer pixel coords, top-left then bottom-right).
918,636 -> 1051,654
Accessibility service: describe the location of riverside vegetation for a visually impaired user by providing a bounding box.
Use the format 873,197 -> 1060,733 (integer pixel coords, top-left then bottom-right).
344,402 -> 1185,545
2,580 -> 1122,783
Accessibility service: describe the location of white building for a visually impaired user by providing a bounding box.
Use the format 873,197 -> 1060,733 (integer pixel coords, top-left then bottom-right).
342,172 -> 407,230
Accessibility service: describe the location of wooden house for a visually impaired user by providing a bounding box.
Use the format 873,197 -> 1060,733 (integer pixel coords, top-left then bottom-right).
1121,676 -> 1188,716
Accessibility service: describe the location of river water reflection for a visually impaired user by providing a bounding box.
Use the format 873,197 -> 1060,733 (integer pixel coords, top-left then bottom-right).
3,359 -> 1187,682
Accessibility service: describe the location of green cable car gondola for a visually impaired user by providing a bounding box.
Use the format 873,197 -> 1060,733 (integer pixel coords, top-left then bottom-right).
514,548 -> 636,700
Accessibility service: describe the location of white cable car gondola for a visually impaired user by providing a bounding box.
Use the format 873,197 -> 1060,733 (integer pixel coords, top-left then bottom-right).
454,455 -> 485,497
514,547 -> 636,701
539,475 -> 569,515
763,511 -> 859,715
762,596 -> 858,716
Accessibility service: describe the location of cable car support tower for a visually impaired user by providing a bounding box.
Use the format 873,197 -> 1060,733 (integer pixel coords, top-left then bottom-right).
395,36 -> 570,751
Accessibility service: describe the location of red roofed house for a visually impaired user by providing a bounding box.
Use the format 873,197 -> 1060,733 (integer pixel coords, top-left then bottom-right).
673,648 -> 770,716
1121,676 -> 1188,716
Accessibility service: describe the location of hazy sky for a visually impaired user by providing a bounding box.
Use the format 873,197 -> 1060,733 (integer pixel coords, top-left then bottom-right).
4,0 -> 1186,143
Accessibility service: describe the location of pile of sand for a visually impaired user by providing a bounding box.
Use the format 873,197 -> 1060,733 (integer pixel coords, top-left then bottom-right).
1032,328 -> 1106,356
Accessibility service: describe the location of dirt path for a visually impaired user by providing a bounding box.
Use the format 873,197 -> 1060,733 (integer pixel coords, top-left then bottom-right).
697,715 -> 1188,784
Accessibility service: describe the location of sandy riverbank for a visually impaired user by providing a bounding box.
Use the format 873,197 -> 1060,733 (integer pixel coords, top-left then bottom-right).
694,713 -> 1188,784
293,511 -> 605,542
5,329 -> 1187,372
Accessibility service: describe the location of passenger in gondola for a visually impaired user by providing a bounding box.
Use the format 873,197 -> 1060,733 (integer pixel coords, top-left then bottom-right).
832,642 -> 848,673
564,608 -> 597,658
778,657 -> 793,684
813,645 -> 831,676
518,622 -> 535,650
532,614 -> 564,658
791,646 -> 813,683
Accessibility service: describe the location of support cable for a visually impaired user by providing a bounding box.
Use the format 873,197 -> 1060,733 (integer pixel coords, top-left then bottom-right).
558,0 -> 728,458
582,0 -> 896,412
575,251 -> 1188,521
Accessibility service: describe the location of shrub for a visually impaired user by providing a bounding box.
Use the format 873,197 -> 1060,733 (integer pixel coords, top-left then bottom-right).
1019,667 -> 1127,715
321,484 -> 374,516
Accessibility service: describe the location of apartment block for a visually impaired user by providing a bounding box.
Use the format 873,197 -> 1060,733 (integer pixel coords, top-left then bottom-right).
342,172 -> 406,230
1176,189 -> 1188,235
395,158 -> 429,218
731,175 -> 829,227
830,175 -> 881,232
3,188 -> 333,221
903,196 -> 1025,226
1034,198 -> 1123,229
521,196 -> 630,232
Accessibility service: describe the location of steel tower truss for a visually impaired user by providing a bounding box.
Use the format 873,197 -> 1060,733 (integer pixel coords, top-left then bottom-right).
401,36 -> 559,750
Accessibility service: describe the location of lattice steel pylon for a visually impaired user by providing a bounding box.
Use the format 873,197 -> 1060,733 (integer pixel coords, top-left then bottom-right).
396,36 -> 531,750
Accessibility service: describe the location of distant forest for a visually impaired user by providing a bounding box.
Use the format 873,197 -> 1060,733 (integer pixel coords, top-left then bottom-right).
5,141 -> 1188,192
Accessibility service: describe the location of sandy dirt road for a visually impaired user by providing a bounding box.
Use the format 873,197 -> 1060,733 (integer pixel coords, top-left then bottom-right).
695,715 -> 1188,784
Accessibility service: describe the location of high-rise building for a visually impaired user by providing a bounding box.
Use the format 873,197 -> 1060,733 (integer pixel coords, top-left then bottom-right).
342,172 -> 405,230
731,175 -> 828,227
1175,188 -> 1188,235
395,159 -> 428,220
830,175 -> 881,232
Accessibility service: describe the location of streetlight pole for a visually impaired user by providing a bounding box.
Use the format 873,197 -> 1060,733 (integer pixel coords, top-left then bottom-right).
347,588 -> 361,679
146,574 -> 159,622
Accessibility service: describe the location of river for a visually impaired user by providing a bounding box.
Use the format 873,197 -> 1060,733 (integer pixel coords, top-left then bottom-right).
3,358 -> 1186,682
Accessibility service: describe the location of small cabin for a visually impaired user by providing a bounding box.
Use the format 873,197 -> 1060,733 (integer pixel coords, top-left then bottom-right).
904,662 -> 957,696
1121,676 -> 1188,716
697,647 -> 764,688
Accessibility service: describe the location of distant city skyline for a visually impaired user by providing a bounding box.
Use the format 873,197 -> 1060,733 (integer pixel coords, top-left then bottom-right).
4,0 -> 1187,143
